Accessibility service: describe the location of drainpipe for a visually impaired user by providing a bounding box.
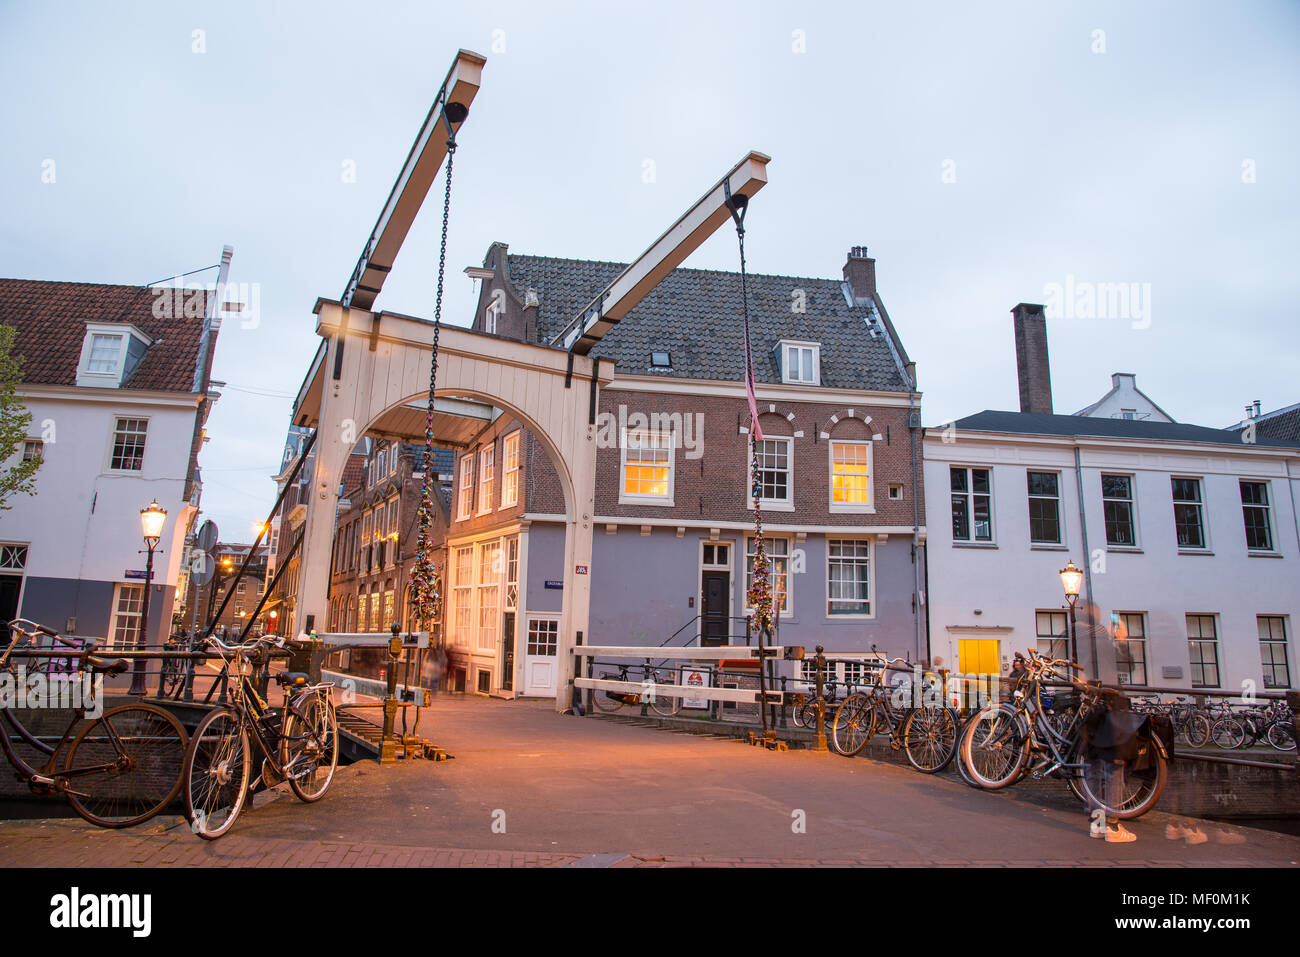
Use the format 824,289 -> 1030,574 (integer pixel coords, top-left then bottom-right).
1073,444 -> 1099,675
907,364 -> 922,663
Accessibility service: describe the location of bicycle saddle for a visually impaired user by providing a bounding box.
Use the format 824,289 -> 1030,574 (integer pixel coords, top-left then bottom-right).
85,655 -> 129,676
273,672 -> 310,688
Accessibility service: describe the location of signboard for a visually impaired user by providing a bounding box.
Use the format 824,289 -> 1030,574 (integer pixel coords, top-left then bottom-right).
124,569 -> 154,580
196,519 -> 219,554
575,565 -> 589,575
680,666 -> 710,709
188,550 -> 215,587
543,580 -> 563,590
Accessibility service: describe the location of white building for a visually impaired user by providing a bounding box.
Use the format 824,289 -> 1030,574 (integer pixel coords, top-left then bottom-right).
1075,372 -> 1175,423
0,252 -> 229,647
925,305 -> 1300,693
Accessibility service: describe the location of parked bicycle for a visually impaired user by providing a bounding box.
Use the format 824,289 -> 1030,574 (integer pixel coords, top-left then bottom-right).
182,633 -> 338,840
1,619 -> 188,828
960,650 -> 1168,820
590,661 -> 682,717
830,657 -> 959,773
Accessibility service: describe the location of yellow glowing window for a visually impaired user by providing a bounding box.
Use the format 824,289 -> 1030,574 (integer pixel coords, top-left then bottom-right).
831,442 -> 871,504
622,431 -> 672,498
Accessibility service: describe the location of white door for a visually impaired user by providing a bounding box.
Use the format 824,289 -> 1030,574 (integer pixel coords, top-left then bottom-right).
523,617 -> 559,696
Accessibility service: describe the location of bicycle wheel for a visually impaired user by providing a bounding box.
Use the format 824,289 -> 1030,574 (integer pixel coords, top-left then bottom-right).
1211,717 -> 1245,750
63,703 -> 187,828
955,715 -> 984,788
183,707 -> 251,840
647,672 -> 681,718
903,707 -> 958,773
960,705 -> 1028,789
1267,721 -> 1297,751
1075,740 -> 1167,820
590,673 -> 625,713
830,694 -> 875,756
282,692 -> 338,802
1183,712 -> 1212,748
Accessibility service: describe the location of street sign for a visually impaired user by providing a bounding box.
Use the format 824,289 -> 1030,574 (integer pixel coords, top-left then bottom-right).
196,519 -> 219,554
544,580 -> 563,590
188,550 -> 215,587
124,569 -> 154,580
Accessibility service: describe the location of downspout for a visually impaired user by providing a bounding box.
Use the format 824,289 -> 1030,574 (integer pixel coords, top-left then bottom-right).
907,364 -> 922,664
1073,444 -> 1099,675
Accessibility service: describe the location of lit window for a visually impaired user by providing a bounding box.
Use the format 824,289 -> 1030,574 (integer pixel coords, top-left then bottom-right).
502,432 -> 520,507
110,418 -> 148,471
477,446 -> 495,514
827,539 -> 871,616
830,441 -> 871,508
621,430 -> 673,502
458,456 -> 474,519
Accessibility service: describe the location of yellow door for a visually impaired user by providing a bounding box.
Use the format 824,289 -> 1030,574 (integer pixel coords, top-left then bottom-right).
958,639 -> 1000,706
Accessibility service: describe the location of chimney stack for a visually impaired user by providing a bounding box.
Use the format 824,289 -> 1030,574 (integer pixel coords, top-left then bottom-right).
1012,302 -> 1053,415
843,246 -> 876,303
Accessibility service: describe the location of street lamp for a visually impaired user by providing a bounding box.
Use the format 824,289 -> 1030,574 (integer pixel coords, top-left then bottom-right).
130,500 -> 167,695
1059,560 -> 1083,664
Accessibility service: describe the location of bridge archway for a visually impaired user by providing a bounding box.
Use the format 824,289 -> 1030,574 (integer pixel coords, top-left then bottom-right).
292,300 -> 612,710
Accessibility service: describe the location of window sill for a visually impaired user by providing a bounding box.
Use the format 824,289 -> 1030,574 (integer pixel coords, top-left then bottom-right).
1106,546 -> 1143,554
829,504 -> 876,514
752,501 -> 795,512
1030,543 -> 1068,551
1177,549 -> 1215,557
951,541 -> 998,549
1247,550 -> 1283,559
618,495 -> 675,507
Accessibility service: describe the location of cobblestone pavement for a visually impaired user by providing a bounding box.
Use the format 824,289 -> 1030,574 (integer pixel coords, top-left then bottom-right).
2,696 -> 1297,867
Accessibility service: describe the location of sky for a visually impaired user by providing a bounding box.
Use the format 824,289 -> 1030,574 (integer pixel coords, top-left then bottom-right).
3,0 -> 1298,540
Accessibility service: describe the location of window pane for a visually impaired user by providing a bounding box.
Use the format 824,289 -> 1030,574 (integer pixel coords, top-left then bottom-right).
831,442 -> 870,504
950,468 -> 967,493
951,495 -> 970,540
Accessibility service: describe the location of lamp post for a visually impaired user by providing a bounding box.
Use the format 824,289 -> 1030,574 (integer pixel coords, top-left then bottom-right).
1059,560 -> 1083,664
130,501 -> 167,695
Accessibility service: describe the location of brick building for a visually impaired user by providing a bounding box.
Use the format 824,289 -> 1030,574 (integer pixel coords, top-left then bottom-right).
439,242 -> 927,697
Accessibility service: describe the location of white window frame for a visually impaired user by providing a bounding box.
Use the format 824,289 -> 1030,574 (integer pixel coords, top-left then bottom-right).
457,455 -> 474,519
1112,611 -> 1148,686
476,541 -> 501,653
451,545 -> 474,647
108,583 -> 145,651
76,322 -> 149,388
778,339 -> 821,386
501,431 -> 521,508
1101,473 -> 1139,549
1026,469 -> 1064,546
1239,479 -> 1275,553
950,466 -> 995,544
1172,476 -> 1209,551
485,298 -> 503,335
477,446 -> 496,516
619,428 -> 675,506
107,416 -> 149,473
828,439 -> 874,513
744,535 -> 791,619
749,435 -> 794,511
826,537 -> 873,619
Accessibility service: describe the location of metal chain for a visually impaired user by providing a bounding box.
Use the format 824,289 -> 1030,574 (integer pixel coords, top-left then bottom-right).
412,136 -> 456,626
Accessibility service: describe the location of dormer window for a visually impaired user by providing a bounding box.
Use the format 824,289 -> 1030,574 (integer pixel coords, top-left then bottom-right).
778,340 -> 820,385
76,322 -> 152,388
651,351 -> 672,369
485,299 -> 503,335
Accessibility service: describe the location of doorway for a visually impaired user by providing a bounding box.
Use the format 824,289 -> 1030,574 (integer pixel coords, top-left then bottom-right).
699,541 -> 732,647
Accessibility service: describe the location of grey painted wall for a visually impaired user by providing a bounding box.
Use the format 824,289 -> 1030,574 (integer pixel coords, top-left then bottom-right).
18,577 -> 173,643
524,524 -> 567,615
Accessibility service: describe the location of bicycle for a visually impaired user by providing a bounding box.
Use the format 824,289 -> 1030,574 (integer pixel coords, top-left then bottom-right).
1,619 -> 188,828
830,657 -> 960,773
158,631 -> 190,699
182,633 -> 339,840
959,650 -> 1168,820
792,678 -> 843,730
589,661 -> 682,717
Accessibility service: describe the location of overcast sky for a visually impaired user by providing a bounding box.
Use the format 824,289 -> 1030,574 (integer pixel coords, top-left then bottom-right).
3,0 -> 1298,540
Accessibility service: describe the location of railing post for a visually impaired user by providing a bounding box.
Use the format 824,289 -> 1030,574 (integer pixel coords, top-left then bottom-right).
814,645 -> 829,753
641,658 -> 651,716
778,675 -> 788,729
583,646 -> 594,715
380,623 -> 401,764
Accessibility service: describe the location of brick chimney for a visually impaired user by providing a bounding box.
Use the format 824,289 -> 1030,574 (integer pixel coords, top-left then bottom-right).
843,246 -> 876,303
1012,302 -> 1053,415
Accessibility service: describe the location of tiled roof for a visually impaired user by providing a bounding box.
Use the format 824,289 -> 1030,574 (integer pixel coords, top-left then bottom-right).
950,410 -> 1300,450
1239,403 -> 1300,442
0,279 -> 210,393
504,255 -> 911,392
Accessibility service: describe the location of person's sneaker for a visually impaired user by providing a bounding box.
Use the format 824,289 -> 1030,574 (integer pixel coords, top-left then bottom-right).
1184,827 -> 1208,846
1164,824 -> 1187,840
1105,823 -> 1138,843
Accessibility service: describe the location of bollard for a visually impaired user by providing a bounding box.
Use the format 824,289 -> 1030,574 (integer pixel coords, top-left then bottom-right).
813,646 -> 829,753
380,623 -> 402,763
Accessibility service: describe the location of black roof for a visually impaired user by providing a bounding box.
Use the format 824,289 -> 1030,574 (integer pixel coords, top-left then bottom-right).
949,410 -> 1300,450
504,254 -> 912,392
